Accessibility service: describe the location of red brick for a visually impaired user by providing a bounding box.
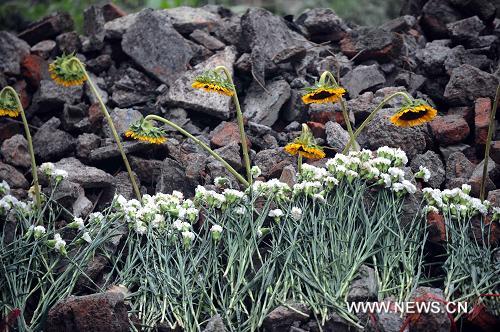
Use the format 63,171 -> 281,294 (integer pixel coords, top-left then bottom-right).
88,103 -> 104,125
429,114 -> 470,146
210,121 -> 250,148
427,211 -> 446,243
21,54 -> 47,88
13,80 -> 30,110
474,97 -> 492,145
306,121 -> 326,139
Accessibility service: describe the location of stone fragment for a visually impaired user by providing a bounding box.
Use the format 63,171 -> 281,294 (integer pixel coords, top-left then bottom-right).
122,9 -> 194,85
243,80 -> 291,126
102,108 -> 143,139
190,29 -> 225,51
0,162 -> 29,189
325,121 -> 352,153
54,157 -> 116,190
55,31 -> 81,54
445,152 -> 474,188
1,134 -> 31,168
263,303 -> 311,331
340,64 -> 385,98
18,12 -> 74,45
254,148 -> 295,179
444,46 -> 491,75
33,117 -> 75,161
83,5 -> 105,51
410,151 -> 446,188
415,42 -> 451,77
408,287 -> 451,332
420,0 -> 462,39
474,98 -> 493,145
110,67 -> 158,108
340,27 -> 403,63
35,79 -> 83,109
295,8 -> 349,42
76,133 -> 101,159
165,6 -> 220,34
104,13 -> 139,39
468,158 -> 499,196
31,40 -> 56,59
444,65 -> 498,106
347,265 -> 378,302
429,115 -> 470,146
0,31 -> 30,75
210,121 -> 249,148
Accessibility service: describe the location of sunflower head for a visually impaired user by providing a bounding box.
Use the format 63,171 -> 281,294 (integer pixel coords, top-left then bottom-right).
0,87 -> 21,118
284,124 -> 325,160
192,70 -> 235,96
125,118 -> 167,144
390,99 -> 437,127
49,54 -> 87,87
302,82 -> 346,105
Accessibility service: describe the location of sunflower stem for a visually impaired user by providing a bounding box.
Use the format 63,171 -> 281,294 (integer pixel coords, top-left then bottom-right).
479,84 -> 500,201
74,59 -> 142,201
342,91 -> 413,154
215,65 -> 252,185
298,155 -> 303,174
144,115 -> 249,188
2,87 -> 41,210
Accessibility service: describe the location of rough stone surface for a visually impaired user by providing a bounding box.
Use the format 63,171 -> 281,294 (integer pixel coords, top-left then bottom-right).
421,0 -> 462,39
168,46 -> 237,119
243,79 -> 291,126
357,108 -> 427,159
295,8 -> 349,42
347,265 -> 378,302
18,12 -> 74,45
445,152 -> 475,188
45,291 -> 129,332
340,27 -> 403,62
76,133 -> 101,159
446,16 -> 485,44
54,157 -> 116,190
0,162 -> 29,189
33,117 -> 76,161
35,79 -> 83,109
263,303 -> 311,331
102,108 -> 143,138
444,65 -> 498,106
410,151 -> 445,188
341,64 -> 386,98
429,115 -> 470,146
254,148 -> 295,179
165,6 -> 220,34
409,287 -> 451,332
468,157 -> 499,196
474,97 -> 492,145
0,31 -> 30,75
325,121 -> 351,153
122,9 -> 194,85
1,134 -> 31,168
156,157 -> 197,197
210,121 -> 248,148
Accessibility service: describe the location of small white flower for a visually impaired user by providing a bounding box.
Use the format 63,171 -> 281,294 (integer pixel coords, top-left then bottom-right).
69,217 -> 85,230
82,231 -> 92,243
29,225 -> 46,239
313,193 -> 326,203
172,190 -> 184,200
89,212 -> 104,223
214,176 -> 229,187
422,205 -> 439,214
53,169 -> 68,181
251,165 -> 262,178
291,207 -> 302,221
461,184 -> 471,195
268,209 -> 283,220
181,231 -> 195,247
40,162 -> 55,176
0,180 -> 10,196
415,166 -> 431,182
210,224 -> 223,241
51,233 -> 67,254
402,180 -> 416,194
235,206 -> 246,215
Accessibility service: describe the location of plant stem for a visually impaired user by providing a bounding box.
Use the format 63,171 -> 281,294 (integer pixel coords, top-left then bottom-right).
144,115 -> 249,188
4,87 -> 41,209
480,84 -> 500,201
298,154 -> 303,174
215,66 -> 252,185
77,62 -> 141,201
342,91 -> 413,154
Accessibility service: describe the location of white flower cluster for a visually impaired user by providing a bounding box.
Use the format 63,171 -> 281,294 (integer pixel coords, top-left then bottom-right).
0,194 -> 30,216
422,184 -> 493,218
415,166 -> 431,182
0,180 -> 10,196
251,179 -> 291,202
40,162 -> 68,182
195,185 -> 247,209
114,191 -> 200,238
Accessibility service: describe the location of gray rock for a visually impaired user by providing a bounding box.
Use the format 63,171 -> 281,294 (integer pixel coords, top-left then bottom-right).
104,12 -> 139,39
202,314 -> 226,332
35,79 -> 83,109
410,151 -> 445,188
450,0 -> 496,23
76,133 -> 101,159
122,9 -> 194,85
165,6 -> 220,34
211,143 -> 242,170
254,148 -> 295,179
240,8 -> 309,86
54,157 -> 116,190
0,31 -> 31,75
409,287 -> 451,332
110,67 -> 157,108
487,189 -> 500,207
440,144 -> 471,161
377,298 -> 406,332
380,15 -> 417,32
0,162 -> 29,189
83,5 -> 105,51
130,157 -> 163,188
1,134 -> 31,168
421,0 -> 462,39
61,103 -> 87,131
72,193 -> 93,218
45,179 -> 83,210
31,40 -> 56,59
190,29 -> 225,51
447,16 -> 485,44
415,42 -> 451,77
18,12 -> 74,45
114,171 -> 140,200
89,141 -> 152,162
444,64 -> 498,106
263,303 -> 311,331
243,80 -> 291,126
167,46 -> 237,119
55,31 -> 81,54
46,291 -> 129,332
357,108 -> 427,159
295,8 -> 349,42
33,117 -> 75,161
468,157 -> 499,196
341,64 -> 386,98
279,165 -> 297,188
445,152 -> 474,187
444,46 -> 491,75
394,72 -> 426,95
86,54 -> 113,74
347,265 -> 378,302
325,121 -> 352,153
84,73 -> 108,105
102,108 -> 143,138
156,158 -> 197,197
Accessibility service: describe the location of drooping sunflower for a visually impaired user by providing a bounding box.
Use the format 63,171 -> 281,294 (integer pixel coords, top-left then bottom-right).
49,54 -> 87,87
390,99 -> 437,127
0,88 -> 20,118
125,118 -> 167,144
302,83 -> 346,104
284,124 -> 325,160
192,70 -> 235,96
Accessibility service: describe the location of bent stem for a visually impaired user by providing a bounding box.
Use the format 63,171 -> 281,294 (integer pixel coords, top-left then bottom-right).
72,59 -> 141,201
215,66 -> 252,185
3,87 -> 41,209
319,71 -> 356,150
144,115 -> 249,188
479,84 -> 500,201
342,91 -> 413,154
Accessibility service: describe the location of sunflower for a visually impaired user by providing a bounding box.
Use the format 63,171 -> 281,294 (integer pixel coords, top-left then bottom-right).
302,85 -> 346,104
192,70 -> 235,96
49,54 -> 87,87
284,124 -> 325,160
0,88 -> 20,118
390,100 -> 437,127
125,118 -> 167,144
